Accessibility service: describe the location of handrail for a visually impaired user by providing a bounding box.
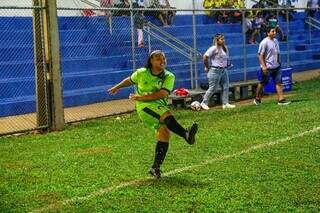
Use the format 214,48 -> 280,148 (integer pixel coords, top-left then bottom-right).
305,21 -> 320,30
144,21 -> 203,89
145,21 -> 202,59
309,17 -> 320,25
79,0 -> 99,8
305,17 -> 320,30
147,30 -> 193,60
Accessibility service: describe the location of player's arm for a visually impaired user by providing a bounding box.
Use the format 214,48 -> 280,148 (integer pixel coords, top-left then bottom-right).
130,89 -> 169,101
258,53 -> 267,73
203,55 -> 210,73
108,77 -> 133,95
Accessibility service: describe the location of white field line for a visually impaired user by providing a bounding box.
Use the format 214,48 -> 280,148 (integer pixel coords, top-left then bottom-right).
31,126 -> 320,213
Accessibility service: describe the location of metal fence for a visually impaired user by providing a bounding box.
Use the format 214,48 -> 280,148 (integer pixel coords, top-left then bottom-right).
0,5 -> 49,136
0,0 -> 319,136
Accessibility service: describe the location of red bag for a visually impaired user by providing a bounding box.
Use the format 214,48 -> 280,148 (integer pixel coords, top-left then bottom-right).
173,88 -> 190,96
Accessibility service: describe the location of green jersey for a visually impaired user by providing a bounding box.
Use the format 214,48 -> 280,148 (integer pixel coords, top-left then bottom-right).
130,67 -> 175,130
130,67 -> 175,106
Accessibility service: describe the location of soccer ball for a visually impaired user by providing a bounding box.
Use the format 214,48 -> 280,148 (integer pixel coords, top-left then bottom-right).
190,101 -> 201,111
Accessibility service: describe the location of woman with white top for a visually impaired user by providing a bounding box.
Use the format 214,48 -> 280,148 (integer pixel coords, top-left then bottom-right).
201,33 -> 235,110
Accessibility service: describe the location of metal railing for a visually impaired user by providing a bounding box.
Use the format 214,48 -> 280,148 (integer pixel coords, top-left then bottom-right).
305,16 -> 320,29
305,17 -> 320,43
78,0 -> 100,8
145,21 -> 202,88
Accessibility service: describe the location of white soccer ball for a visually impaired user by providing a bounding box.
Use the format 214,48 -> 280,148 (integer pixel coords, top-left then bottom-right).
190,101 -> 201,111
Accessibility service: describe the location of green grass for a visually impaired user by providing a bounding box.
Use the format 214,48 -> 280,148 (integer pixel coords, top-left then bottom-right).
1,78 -> 320,212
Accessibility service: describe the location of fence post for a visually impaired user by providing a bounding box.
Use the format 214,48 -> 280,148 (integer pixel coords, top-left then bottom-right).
241,10 -> 247,81
308,16 -> 311,44
129,0 -> 136,71
189,52 -> 194,89
147,25 -> 151,54
32,0 -> 49,129
41,0 -> 64,131
286,9 -> 290,67
192,0 -> 198,89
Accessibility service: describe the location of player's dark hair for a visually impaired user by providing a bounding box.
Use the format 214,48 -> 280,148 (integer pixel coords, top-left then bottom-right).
213,33 -> 228,54
145,50 -> 166,69
266,27 -> 275,34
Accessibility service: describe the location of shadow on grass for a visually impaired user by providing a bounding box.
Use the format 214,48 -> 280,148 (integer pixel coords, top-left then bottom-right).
289,98 -> 310,103
146,176 -> 211,189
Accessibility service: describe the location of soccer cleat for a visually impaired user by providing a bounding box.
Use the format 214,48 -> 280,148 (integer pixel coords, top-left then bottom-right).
200,103 -> 210,110
186,123 -> 198,145
253,98 -> 261,106
222,103 -> 236,109
149,167 -> 161,179
278,99 -> 291,105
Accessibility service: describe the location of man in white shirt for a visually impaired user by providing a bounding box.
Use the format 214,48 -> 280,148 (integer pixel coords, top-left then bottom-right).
254,27 -> 291,106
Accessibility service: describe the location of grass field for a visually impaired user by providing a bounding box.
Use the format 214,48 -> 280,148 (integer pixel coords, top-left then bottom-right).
1,78 -> 320,212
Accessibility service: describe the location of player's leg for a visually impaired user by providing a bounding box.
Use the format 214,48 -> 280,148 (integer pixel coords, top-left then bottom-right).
201,68 -> 221,109
271,67 -> 290,105
254,69 -> 268,105
160,111 -> 198,145
149,125 -> 170,179
137,102 -> 198,145
270,68 -> 284,101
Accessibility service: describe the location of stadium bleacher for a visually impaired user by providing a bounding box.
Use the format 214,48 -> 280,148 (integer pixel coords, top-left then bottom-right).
0,12 -> 319,117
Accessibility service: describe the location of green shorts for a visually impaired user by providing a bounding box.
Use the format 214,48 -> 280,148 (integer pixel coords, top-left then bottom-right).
136,101 -> 170,130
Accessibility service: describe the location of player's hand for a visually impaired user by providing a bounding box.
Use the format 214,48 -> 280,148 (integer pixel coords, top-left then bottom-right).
129,93 -> 140,101
204,67 -> 209,73
108,86 -> 118,95
262,66 -> 268,74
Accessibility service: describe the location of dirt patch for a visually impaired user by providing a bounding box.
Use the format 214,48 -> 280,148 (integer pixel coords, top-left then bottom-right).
293,69 -> 320,82
1,161 -> 32,170
76,146 -> 112,155
36,192 -> 62,205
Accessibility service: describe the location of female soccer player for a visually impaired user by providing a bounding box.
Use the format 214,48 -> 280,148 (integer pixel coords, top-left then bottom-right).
108,50 -> 198,179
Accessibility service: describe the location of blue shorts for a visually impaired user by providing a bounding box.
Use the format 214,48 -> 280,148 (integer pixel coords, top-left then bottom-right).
258,66 -> 282,85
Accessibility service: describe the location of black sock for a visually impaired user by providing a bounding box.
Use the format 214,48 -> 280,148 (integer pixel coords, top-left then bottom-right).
164,116 -> 187,139
152,141 -> 169,169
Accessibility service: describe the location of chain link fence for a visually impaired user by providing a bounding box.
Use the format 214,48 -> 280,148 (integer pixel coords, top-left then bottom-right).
0,4 -> 49,136
1,0 -> 319,135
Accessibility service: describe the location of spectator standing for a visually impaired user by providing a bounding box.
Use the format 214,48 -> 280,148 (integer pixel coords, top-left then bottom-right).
150,0 -> 169,26
252,11 -> 266,43
108,50 -> 198,179
164,0 -> 176,25
254,27 -> 291,106
101,0 -> 113,33
307,0 -> 319,18
100,0 -> 112,16
266,14 -> 286,41
244,11 -> 255,44
133,3 -> 145,48
114,0 -> 130,16
201,34 -> 236,110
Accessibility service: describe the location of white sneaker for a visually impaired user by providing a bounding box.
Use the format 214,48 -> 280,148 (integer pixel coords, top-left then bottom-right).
222,103 -> 236,109
200,103 -> 210,110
